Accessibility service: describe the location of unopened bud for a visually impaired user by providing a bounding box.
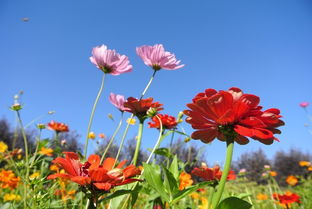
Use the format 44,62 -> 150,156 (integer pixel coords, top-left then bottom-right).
10,103 -> 22,111
36,124 -> 46,130
147,107 -> 158,118
184,137 -> 191,143
108,113 -> 114,121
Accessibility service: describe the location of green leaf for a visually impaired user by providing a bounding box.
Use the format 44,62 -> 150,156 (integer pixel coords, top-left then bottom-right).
130,184 -> 143,208
216,197 -> 252,209
162,166 -> 178,201
169,155 -> 179,179
153,148 -> 172,158
143,163 -> 169,202
98,189 -> 133,203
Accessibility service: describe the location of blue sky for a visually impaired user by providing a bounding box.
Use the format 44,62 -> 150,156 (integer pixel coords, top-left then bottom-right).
1,0 -> 312,164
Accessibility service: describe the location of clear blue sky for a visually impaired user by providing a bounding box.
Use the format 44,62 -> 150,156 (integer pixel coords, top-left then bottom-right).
1,0 -> 312,164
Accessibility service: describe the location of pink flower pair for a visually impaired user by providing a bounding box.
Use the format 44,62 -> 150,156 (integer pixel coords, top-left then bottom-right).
90,44 -> 184,75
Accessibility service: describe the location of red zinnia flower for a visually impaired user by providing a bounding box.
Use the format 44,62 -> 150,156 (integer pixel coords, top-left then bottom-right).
47,152 -> 141,191
273,191 -> 300,206
47,121 -> 69,133
184,87 -> 284,145
124,97 -> 163,121
148,114 -> 178,130
191,165 -> 236,182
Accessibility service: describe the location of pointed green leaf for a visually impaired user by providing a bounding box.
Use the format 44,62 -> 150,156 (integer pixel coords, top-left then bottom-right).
216,197 -> 252,209
143,163 -> 169,202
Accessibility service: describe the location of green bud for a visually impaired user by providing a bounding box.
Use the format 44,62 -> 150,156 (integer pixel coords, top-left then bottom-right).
10,103 -> 22,111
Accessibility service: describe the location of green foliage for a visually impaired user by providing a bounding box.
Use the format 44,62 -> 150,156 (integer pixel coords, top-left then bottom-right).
216,197 -> 252,209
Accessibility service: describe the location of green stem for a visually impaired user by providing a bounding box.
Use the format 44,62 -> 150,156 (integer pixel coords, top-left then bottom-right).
211,139 -> 234,209
30,129 -> 42,168
114,115 -> 133,166
120,117 -> 163,209
84,73 -> 106,159
139,70 -> 157,99
16,110 -> 29,209
100,112 -> 124,163
132,121 -> 144,166
207,187 -> 215,209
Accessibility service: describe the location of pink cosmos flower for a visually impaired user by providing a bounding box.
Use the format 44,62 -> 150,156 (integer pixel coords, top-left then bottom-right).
300,102 -> 309,108
109,93 -> 130,112
90,45 -> 132,75
136,44 -> 184,70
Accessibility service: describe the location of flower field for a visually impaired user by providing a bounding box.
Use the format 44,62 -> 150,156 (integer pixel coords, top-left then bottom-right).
1,44 -> 312,209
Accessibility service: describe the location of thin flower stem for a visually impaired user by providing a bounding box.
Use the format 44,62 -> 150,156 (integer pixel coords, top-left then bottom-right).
114,70 -> 158,165
30,129 -> 42,168
84,73 -> 106,159
16,110 -> 29,209
114,115 -> 133,166
100,112 -> 124,163
132,121 -> 144,166
139,70 -> 157,99
211,139 -> 234,209
120,116 -> 163,209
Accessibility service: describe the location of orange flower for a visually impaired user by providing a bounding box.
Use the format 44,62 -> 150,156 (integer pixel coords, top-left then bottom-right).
308,166 -> 312,171
286,176 -> 298,186
50,164 -> 60,172
0,170 -> 20,190
257,193 -> 268,200
39,147 -> 53,156
192,165 -> 236,182
47,152 -> 141,192
47,120 -> 69,133
98,133 -> 106,139
179,171 -> 193,190
269,171 -> 277,177
299,161 -> 311,167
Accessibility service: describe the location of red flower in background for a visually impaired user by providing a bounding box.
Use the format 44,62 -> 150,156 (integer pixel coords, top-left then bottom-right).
47,121 -> 69,133
273,191 -> 300,207
191,165 -> 236,182
184,87 -> 284,145
148,114 -> 177,130
124,97 -> 163,121
47,152 -> 141,191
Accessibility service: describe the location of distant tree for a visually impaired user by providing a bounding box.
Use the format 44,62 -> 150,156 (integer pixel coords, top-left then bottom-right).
50,131 -> 82,155
234,149 -> 271,184
273,148 -> 312,186
0,118 -> 35,152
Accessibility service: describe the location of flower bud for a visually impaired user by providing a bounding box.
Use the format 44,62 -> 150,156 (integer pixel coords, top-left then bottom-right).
37,124 -> 46,130
10,103 -> 22,111
146,107 -> 158,118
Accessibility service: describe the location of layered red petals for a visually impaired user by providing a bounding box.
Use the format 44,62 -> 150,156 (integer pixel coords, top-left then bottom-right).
47,152 -> 141,191
184,87 -> 284,145
191,166 -> 236,181
124,97 -> 163,116
148,114 -> 178,130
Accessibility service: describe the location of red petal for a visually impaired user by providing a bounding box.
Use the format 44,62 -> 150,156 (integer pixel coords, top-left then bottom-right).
123,165 -> 141,178
93,182 -> 112,191
71,176 -> 91,185
88,154 -> 100,170
102,158 -> 116,170
191,128 -> 218,143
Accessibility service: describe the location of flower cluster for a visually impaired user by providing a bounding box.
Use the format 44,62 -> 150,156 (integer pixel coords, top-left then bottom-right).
179,171 -> 193,190
184,87 -> 284,145
47,152 -> 141,192
0,170 -> 20,190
